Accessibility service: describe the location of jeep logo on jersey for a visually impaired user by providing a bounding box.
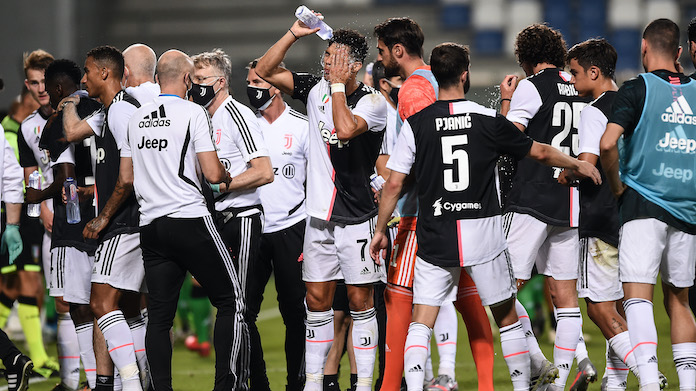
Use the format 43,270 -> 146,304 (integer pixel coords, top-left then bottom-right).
282,164 -> 295,179
137,136 -> 168,151
319,121 -> 349,148
662,96 -> 696,124
139,105 -> 170,128
657,132 -> 696,154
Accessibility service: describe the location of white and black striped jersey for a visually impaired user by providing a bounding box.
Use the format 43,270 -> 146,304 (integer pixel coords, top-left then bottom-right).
577,91 -> 620,246
387,99 -> 533,267
505,68 -> 590,227
17,109 -> 53,185
95,90 -> 141,239
257,104 -> 309,233
123,95 -> 216,226
211,96 -> 269,210
291,73 -> 386,224
126,82 -> 160,105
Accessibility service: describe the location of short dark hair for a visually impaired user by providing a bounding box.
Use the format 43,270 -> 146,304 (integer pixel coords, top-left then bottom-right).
567,39 -> 617,79
87,45 -> 125,79
430,43 -> 470,89
45,59 -> 82,86
515,24 -> 567,68
372,61 -> 386,89
328,29 -> 369,63
374,17 -> 424,58
689,17 -> 696,43
643,18 -> 680,57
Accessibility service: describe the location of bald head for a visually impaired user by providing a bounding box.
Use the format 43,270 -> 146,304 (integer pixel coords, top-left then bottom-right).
123,44 -> 156,85
157,50 -> 193,88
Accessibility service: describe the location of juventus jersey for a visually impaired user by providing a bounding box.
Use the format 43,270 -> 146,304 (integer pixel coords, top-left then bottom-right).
387,100 -> 533,267
17,109 -> 53,185
257,104 -> 309,233
291,73 -> 386,224
126,82 -> 160,105
577,91 -> 620,246
505,68 -> 590,226
95,90 -> 140,239
211,96 -> 268,210
123,95 -> 216,226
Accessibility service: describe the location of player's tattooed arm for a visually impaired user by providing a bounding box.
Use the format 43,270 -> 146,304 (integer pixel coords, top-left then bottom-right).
83,157 -> 134,240
60,96 -> 97,142
599,123 -> 627,198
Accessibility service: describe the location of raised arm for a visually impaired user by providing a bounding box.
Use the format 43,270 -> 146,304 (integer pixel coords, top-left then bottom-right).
255,18 -> 320,95
60,96 -> 98,142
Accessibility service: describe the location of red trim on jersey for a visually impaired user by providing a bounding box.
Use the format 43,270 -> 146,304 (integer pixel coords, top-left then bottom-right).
569,187 -> 575,227
457,220 -> 464,267
559,71 -> 570,82
449,102 -> 454,115
325,140 -> 337,220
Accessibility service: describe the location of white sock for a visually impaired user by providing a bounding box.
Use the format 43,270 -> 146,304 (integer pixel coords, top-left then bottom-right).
304,309 -> 334,391
115,368 -> 122,391
424,345 -> 434,382
56,313 -> 80,390
97,310 -> 141,391
516,299 -> 545,370
499,321 -> 531,391
404,322 -> 431,391
351,308 -> 378,391
433,301 -> 457,379
605,339 -> 629,391
575,332 -> 590,362
673,342 -> 696,391
608,331 -> 638,377
74,321 -> 97,389
127,315 -> 149,389
553,307 -> 582,387
624,298 -> 659,389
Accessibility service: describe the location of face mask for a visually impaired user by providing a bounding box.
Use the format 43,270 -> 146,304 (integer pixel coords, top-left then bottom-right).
190,79 -> 220,107
389,87 -> 400,106
247,86 -> 275,110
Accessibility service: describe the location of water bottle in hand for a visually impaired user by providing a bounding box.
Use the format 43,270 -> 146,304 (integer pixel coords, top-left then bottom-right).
64,177 -> 81,224
295,5 -> 333,40
27,170 -> 41,217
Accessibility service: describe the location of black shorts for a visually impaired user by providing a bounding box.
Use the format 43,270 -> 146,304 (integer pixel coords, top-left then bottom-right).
0,203 -> 45,273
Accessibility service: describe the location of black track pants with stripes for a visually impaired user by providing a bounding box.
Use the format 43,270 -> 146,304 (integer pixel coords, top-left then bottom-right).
141,216 -> 250,391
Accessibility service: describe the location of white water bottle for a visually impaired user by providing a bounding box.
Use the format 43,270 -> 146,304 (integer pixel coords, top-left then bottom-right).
295,5 -> 333,40
27,170 -> 41,217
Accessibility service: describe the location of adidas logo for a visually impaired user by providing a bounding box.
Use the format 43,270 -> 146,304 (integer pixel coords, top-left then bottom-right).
408,364 -> 423,373
558,363 -> 570,370
510,369 -> 523,378
360,267 -> 370,275
525,331 -> 534,338
619,381 -> 627,387
648,355 -> 658,364
139,105 -> 170,128
662,96 -> 696,125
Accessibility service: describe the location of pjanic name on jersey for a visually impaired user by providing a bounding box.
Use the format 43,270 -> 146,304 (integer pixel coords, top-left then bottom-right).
137,137 -> 168,151
556,83 -> 579,97
435,114 -> 472,132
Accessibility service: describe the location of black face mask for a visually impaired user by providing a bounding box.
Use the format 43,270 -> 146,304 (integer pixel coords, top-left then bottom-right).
389,87 -> 400,106
246,86 -> 275,110
189,81 -> 218,108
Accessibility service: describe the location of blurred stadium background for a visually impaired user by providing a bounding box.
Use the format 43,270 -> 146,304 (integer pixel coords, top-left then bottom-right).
3,0 -> 696,112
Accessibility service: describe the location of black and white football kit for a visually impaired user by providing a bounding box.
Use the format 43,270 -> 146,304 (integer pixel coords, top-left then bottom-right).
504,68 -> 590,280
123,94 -> 249,391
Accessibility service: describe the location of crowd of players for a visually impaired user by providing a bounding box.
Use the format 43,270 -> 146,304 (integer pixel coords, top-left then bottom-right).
0,8 -> 694,391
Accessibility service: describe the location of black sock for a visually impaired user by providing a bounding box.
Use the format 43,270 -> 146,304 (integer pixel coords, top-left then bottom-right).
323,373 -> 339,391
0,292 -> 15,309
350,374 -> 357,391
94,374 -> 114,391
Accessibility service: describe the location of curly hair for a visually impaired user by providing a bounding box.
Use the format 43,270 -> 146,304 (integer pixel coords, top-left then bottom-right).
45,59 -> 82,86
514,24 -> 567,68
328,29 -> 369,63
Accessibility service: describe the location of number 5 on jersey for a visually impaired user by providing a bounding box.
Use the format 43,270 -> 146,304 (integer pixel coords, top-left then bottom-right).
442,134 -> 469,192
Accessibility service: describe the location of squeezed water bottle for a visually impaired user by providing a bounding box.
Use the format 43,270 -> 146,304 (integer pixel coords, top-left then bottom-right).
27,170 -> 41,217
64,177 -> 81,224
295,5 -> 333,40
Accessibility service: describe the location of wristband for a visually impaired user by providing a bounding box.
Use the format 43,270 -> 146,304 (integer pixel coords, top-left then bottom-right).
210,183 -> 220,193
288,29 -> 299,41
61,100 -> 76,110
330,83 -> 345,94
500,98 -> 511,102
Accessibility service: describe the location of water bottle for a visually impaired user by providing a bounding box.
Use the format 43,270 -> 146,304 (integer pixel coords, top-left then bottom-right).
27,170 -> 41,217
64,177 -> 81,224
295,5 -> 333,40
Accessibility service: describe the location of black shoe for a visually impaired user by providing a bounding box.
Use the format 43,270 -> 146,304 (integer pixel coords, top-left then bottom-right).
5,353 -> 33,391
